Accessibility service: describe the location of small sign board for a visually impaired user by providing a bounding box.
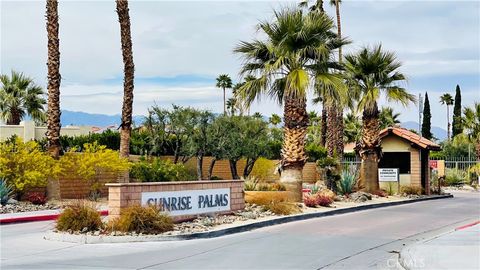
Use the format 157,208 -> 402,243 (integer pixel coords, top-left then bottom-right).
378,168 -> 399,182
429,160 -> 438,169
141,188 -> 230,216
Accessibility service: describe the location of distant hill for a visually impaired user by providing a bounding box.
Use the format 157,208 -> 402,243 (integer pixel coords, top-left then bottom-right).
401,121 -> 447,141
61,110 -> 145,127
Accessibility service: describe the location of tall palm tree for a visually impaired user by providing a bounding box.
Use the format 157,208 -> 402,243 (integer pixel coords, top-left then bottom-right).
379,106 -> 401,129
116,0 -> 135,159
439,93 -> 454,140
0,71 -> 46,125
234,8 -> 345,201
45,0 -> 62,159
463,102 -> 480,159
330,0 -> 344,160
216,74 -> 232,115
299,1 -> 327,149
344,45 -> 415,193
343,112 -> 361,143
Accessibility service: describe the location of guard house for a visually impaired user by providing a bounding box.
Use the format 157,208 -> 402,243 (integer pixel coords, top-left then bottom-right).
345,127 -> 441,194
378,127 -> 440,194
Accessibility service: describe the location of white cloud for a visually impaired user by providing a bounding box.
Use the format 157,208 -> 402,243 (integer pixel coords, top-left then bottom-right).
1,0 -> 479,128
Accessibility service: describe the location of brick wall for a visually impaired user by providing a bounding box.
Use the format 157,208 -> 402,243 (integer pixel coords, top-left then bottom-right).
50,170 -> 118,199
158,156 -> 321,183
107,180 -> 245,221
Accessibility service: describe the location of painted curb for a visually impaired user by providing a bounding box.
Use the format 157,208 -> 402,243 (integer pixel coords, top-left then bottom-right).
44,194 -> 453,244
0,210 -> 108,225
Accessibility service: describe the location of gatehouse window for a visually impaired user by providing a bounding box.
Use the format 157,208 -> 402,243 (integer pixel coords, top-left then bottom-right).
379,152 -> 411,174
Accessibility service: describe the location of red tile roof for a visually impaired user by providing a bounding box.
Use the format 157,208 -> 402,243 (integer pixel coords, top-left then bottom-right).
379,127 -> 441,150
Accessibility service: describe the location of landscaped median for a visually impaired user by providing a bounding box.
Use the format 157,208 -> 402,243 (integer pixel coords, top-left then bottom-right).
44,193 -> 453,244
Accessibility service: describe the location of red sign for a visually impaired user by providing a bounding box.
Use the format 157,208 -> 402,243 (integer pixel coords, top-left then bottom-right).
429,160 -> 438,169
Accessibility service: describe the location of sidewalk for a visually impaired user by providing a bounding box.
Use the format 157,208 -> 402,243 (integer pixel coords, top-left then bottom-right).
400,222 -> 480,270
0,206 -> 108,224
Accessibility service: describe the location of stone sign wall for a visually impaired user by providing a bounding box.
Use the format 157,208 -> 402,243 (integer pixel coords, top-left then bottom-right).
106,180 -> 245,221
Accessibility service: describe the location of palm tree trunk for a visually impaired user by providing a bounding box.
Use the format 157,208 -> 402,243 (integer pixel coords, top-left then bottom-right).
116,0 -> 135,160
326,103 -> 337,157
7,107 -> 21,125
336,107 -> 344,160
359,103 -> 381,193
46,0 -> 61,159
280,97 -> 308,202
321,100 -> 327,147
447,105 -> 451,140
223,87 -> 226,114
334,0 -> 342,62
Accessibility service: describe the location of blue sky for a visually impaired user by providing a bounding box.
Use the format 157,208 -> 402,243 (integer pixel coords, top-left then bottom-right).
1,0 -> 479,129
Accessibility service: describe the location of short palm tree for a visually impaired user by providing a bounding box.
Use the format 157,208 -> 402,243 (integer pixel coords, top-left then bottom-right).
379,107 -> 401,129
46,0 -> 62,158
234,8 -> 345,201
216,74 -> 232,115
0,71 -> 46,125
116,0 -> 135,159
439,93 -> 454,140
463,102 -> 480,159
344,45 -> 415,192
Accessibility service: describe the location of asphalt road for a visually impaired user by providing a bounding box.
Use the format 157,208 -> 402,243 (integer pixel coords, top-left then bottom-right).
1,191 -> 479,270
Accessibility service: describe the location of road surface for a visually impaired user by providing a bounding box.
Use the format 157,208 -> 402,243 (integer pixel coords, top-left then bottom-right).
1,191 -> 479,270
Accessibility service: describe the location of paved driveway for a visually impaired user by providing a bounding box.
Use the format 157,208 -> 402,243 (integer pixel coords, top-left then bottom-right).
1,191 -> 479,270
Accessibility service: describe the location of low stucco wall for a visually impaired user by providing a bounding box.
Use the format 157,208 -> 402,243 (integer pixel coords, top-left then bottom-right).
0,121 -> 93,141
106,180 -> 245,221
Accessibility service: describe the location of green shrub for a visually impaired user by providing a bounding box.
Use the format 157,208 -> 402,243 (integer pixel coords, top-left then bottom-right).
400,185 -> 423,195
305,143 -> 327,162
56,201 -> 102,232
445,168 -> 466,186
130,158 -> 195,182
337,169 -> 358,195
108,205 -> 174,234
0,178 -> 13,206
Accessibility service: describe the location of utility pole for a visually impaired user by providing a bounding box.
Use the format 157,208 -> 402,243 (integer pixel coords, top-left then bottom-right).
418,93 -> 423,135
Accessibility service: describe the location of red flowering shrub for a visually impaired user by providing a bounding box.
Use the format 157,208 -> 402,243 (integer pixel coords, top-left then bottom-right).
303,194 -> 334,207
315,194 -> 333,207
303,194 -> 318,207
372,189 -> 388,197
25,192 -> 47,205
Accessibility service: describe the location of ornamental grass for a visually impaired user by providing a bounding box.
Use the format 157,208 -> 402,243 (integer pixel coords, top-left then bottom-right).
107,205 -> 174,234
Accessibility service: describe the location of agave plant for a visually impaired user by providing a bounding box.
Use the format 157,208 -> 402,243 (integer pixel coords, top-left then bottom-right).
0,178 -> 13,206
337,168 -> 358,195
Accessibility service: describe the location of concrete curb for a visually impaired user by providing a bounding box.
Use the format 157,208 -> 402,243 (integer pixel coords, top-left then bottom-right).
0,210 -> 109,225
44,194 -> 453,244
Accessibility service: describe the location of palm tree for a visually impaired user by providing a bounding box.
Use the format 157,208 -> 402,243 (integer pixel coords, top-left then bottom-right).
226,98 -> 237,116
344,45 -> 415,193
234,8 -> 345,201
45,0 -> 62,159
0,71 -> 46,125
116,0 -> 135,159
330,0 -> 344,160
299,0 -> 324,13
343,112 -> 361,143
269,113 -> 282,126
379,107 -> 401,129
216,74 -> 232,114
439,93 -> 454,140
463,102 -> 480,159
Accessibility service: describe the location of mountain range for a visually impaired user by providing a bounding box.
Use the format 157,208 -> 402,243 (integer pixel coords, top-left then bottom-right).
60,110 -> 448,141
